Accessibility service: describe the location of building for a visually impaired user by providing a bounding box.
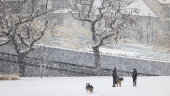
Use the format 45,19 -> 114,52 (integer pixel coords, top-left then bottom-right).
43,0 -> 159,46
142,0 -> 170,47
2,0 -> 159,47
144,0 -> 170,35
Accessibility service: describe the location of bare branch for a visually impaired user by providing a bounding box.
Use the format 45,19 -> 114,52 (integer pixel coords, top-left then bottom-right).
24,21 -> 48,54
16,33 -> 29,47
45,0 -> 49,10
86,0 -> 95,18
68,10 -> 91,22
25,23 -> 31,39
94,8 -> 104,23
16,12 -> 47,26
12,36 -> 20,54
0,39 -> 10,46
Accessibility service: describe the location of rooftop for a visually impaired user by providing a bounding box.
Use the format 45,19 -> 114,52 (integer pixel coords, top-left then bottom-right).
158,0 -> 170,4
91,0 -> 157,17
128,0 -> 157,17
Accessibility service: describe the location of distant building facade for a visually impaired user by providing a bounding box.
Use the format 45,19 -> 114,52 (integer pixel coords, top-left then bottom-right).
44,0 -> 159,45
5,0 -> 161,46
144,0 -> 170,35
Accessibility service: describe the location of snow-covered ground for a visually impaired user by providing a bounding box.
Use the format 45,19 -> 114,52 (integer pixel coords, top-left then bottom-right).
0,76 -> 170,96
86,47 -> 139,57
100,47 -> 139,57
90,43 -> 170,62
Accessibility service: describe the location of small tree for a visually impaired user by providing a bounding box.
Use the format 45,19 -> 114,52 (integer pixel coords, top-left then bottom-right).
0,0 -> 49,77
69,0 -> 138,75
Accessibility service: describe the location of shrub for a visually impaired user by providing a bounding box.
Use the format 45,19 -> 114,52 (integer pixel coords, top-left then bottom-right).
0,73 -> 19,80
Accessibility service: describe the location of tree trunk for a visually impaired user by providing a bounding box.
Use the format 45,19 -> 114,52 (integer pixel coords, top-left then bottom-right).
91,23 -> 97,43
91,22 -> 102,75
18,54 -> 26,77
92,46 -> 101,76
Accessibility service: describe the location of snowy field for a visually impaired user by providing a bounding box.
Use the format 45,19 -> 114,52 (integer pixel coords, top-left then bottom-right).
0,76 -> 170,96
100,47 -> 139,56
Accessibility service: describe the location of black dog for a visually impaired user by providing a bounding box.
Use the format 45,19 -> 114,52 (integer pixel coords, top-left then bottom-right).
86,83 -> 94,93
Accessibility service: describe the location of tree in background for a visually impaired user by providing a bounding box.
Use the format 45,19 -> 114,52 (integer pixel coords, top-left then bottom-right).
0,0 -> 49,77
69,0 -> 138,75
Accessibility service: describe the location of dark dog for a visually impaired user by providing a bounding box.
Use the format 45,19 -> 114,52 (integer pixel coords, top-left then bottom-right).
116,77 -> 124,87
86,83 -> 94,93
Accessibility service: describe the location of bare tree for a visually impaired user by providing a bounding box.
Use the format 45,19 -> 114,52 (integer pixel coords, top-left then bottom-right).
0,0 -> 49,77
69,0 -> 138,75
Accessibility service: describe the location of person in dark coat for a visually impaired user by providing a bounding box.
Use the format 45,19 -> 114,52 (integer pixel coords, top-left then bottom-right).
112,67 -> 119,87
132,68 -> 137,87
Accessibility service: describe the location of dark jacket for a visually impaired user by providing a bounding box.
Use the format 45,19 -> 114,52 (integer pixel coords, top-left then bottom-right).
112,70 -> 118,79
132,70 -> 137,79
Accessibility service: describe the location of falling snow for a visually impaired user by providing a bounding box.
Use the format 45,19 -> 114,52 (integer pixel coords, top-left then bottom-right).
1,76 -> 170,96
0,0 -> 170,96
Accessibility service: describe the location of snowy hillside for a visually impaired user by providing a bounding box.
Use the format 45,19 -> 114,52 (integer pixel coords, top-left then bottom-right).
1,76 -> 170,96
85,43 -> 170,62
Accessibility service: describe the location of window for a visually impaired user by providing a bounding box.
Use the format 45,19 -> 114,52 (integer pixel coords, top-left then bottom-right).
164,21 -> 170,31
168,21 -> 170,31
164,6 -> 170,18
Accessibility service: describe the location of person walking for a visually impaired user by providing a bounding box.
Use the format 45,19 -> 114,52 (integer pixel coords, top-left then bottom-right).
132,68 -> 137,87
112,67 -> 119,87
